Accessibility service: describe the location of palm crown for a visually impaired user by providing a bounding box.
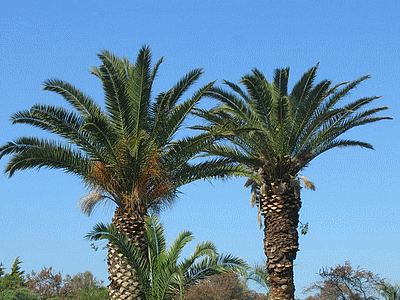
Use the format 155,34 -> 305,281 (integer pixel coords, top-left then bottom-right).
0,46 -> 233,215
195,64 -> 391,182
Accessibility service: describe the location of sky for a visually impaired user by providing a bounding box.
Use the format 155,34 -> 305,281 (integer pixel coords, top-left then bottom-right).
0,0 -> 399,298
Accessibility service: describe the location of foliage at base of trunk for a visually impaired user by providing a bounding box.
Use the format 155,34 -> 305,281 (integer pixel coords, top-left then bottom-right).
87,215 -> 249,300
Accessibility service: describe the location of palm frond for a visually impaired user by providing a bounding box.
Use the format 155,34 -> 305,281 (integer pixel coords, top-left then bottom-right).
155,80 -> 215,145
290,64 -> 319,107
273,67 -> 290,97
85,222 -> 150,291
0,137 -> 91,178
301,175 -> 315,191
42,79 -> 103,119
167,231 -> 194,266
78,189 -> 109,216
10,104 -> 108,159
183,254 -> 249,287
92,50 -> 134,140
244,263 -> 270,293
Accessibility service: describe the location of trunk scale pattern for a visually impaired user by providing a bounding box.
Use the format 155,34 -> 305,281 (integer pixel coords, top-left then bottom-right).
107,208 -> 147,300
260,179 -> 301,300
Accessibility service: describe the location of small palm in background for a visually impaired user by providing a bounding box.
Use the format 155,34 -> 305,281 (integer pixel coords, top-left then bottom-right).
86,215 -> 249,300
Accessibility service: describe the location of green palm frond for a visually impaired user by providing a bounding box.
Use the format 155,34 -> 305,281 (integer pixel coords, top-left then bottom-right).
178,241 -> 218,275
92,50 -> 137,139
183,254 -> 249,288
86,222 -> 150,291
172,159 -> 252,187
42,78 -> 104,119
42,79 -> 115,150
10,104 -> 108,158
244,263 -> 270,293
146,214 -> 167,260
290,64 -> 319,108
154,80 -> 215,146
129,46 -> 153,138
166,231 -> 193,265
165,68 -> 204,109
273,67 -> 290,96
0,137 -> 91,178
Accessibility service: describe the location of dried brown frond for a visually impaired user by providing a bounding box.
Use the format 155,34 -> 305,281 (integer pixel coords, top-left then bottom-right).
91,160 -> 120,194
260,183 -> 268,195
250,193 -> 257,207
301,175 -> 316,191
78,189 -> 105,216
128,152 -> 173,212
244,177 -> 256,188
278,182 -> 288,193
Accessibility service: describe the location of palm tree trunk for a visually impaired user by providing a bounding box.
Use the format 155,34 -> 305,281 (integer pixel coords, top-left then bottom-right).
108,207 -> 147,300
260,179 -> 301,300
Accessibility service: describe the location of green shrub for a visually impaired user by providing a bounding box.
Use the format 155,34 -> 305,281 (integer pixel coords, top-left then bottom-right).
0,288 -> 39,300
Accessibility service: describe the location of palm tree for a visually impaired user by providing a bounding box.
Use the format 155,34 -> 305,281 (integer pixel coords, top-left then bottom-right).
0,46 -> 240,300
378,281 -> 400,300
193,64 -> 391,299
86,214 -> 248,300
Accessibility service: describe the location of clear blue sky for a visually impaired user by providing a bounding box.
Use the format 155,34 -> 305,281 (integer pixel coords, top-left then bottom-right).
1,1 -> 399,298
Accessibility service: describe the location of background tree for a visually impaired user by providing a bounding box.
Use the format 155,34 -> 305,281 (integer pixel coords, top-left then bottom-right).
0,288 -> 39,300
194,65 -> 391,299
303,261 -> 381,300
0,258 -> 39,300
87,215 -> 248,300
0,259 -> 108,300
0,258 -> 26,293
184,272 -> 268,300
63,271 -> 108,300
10,258 -> 24,280
25,267 -> 71,299
0,46 -> 240,299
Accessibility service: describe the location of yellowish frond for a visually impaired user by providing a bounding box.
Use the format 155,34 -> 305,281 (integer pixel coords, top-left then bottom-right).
301,175 -> 316,191
78,190 -> 105,216
250,193 -> 257,207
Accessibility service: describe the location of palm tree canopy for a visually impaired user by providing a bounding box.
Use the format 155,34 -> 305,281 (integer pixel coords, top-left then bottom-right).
194,64 -> 392,183
0,46 -> 243,215
86,215 -> 249,300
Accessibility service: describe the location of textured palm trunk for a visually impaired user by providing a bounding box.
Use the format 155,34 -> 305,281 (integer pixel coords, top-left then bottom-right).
107,207 -> 147,300
260,179 -> 301,300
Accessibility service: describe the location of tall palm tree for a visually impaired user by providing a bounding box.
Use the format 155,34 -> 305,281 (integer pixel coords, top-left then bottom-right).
87,215 -> 248,300
0,46 -> 240,300
193,64 -> 391,299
